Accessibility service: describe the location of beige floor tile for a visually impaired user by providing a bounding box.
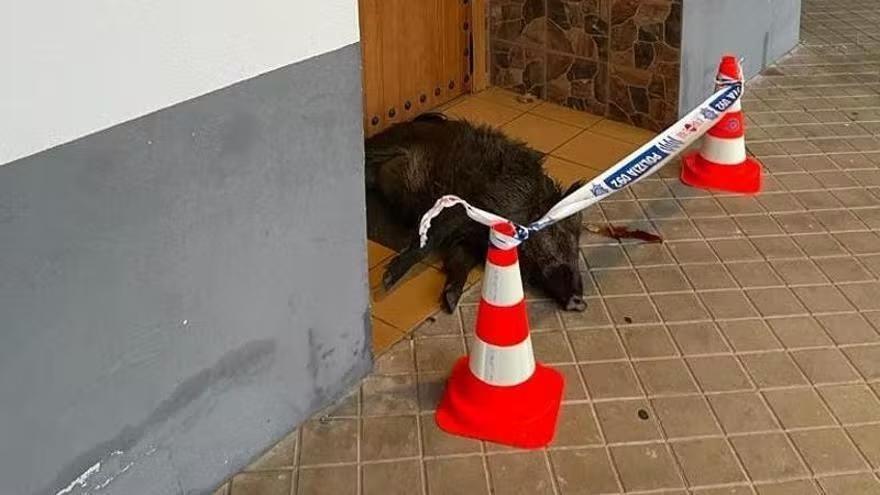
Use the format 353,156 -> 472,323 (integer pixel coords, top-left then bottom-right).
361,374 -> 417,416
763,388 -> 836,428
425,456 -> 490,495
299,418 -> 358,466
552,450 -> 620,494
360,415 -> 419,461
557,364 -> 589,400
790,348 -> 861,384
321,390 -> 359,417
553,132 -> 639,170
371,318 -> 406,355
694,487 -> 753,495
590,119 -> 657,145
672,438 -> 746,486
552,403 -> 603,447
699,291 -> 759,320
526,301 -> 563,331
473,87 -> 541,111
818,384 -> 880,424
755,480 -> 821,495
847,424 -> 880,469
730,433 -> 808,481
245,430 -> 297,471
414,336 -> 465,372
296,466 -> 357,495
230,472 -> 292,495
530,102 -> 604,128
362,460 -> 422,495
766,316 -> 832,349
688,356 -> 753,392
624,243 -> 675,266
682,264 -> 737,290
789,428 -> 869,474
486,452 -> 556,495
367,241 -> 395,269
413,310 -> 463,338
637,266 -> 691,293
718,320 -> 782,352
416,371 -> 447,412
610,443 -> 684,492
532,332 -> 575,364
559,299 -> 612,329
652,293 -> 710,322
581,362 -> 643,399
543,156 -> 604,187
619,325 -> 677,358
593,268 -> 643,296
740,352 -> 808,388
666,321 -> 731,355
708,392 -> 779,434
568,329 -> 626,361
652,396 -> 721,439
603,295 -> 660,325
371,264 -> 445,331
420,412 -> 481,456
816,313 -> 880,345
374,339 -> 414,375
502,113 -> 582,153
594,399 -> 662,443
819,474 -> 880,495
445,96 -> 524,127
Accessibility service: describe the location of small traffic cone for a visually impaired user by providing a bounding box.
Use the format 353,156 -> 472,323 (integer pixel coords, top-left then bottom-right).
435,222 -> 564,449
681,55 -> 762,194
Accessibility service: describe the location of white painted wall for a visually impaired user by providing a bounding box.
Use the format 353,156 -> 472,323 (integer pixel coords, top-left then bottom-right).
0,0 -> 360,165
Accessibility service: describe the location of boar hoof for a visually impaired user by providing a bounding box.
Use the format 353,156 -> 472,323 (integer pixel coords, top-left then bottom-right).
442,286 -> 462,313
382,268 -> 401,290
565,295 -> 587,312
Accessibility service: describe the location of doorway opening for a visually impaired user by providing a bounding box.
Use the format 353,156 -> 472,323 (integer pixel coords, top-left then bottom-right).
358,0 -> 658,356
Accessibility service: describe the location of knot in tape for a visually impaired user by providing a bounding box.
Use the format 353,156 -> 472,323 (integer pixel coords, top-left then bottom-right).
489,223 -> 528,250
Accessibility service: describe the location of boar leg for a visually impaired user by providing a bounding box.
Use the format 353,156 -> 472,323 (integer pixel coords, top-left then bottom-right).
382,241 -> 430,289
382,209 -> 471,290
364,147 -> 406,191
440,244 -> 480,313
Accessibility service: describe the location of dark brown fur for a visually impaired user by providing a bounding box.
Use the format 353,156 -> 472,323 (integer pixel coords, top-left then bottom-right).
366,113 -> 586,313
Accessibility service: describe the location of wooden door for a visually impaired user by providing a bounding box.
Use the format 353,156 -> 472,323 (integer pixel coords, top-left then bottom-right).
359,0 -> 473,137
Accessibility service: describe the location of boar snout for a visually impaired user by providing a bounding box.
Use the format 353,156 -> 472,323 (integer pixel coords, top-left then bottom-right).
566,295 -> 587,312
543,264 -> 587,313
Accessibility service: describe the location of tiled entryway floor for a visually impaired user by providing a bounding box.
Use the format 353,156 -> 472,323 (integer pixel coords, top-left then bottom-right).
368,85 -> 655,355
218,0 -> 880,492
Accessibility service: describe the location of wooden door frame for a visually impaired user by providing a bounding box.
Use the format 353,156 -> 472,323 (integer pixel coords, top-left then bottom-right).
470,0 -> 489,93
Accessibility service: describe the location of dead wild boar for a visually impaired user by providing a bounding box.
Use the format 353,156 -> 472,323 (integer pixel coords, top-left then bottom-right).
366,113 -> 587,313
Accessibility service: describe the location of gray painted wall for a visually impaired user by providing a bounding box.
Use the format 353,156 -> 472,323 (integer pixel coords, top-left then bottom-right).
679,0 -> 802,114
0,43 -> 371,495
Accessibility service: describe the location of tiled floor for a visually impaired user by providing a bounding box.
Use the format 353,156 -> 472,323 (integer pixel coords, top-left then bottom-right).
219,0 -> 880,492
368,86 -> 655,356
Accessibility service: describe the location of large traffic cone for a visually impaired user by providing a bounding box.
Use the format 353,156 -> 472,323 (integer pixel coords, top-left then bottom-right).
435,222 -> 564,449
681,55 -> 762,194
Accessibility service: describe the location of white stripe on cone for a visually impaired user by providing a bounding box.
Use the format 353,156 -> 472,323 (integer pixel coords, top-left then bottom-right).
481,261 -> 525,307
469,335 -> 536,386
700,135 -> 747,165
701,73 -> 746,166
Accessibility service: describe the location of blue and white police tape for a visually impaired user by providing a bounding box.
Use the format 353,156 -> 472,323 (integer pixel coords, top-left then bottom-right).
418,81 -> 744,251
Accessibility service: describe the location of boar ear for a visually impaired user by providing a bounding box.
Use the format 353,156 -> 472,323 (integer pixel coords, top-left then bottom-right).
564,180 -> 588,197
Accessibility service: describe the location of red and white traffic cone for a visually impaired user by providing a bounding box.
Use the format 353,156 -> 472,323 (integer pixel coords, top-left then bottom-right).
681,55 -> 763,194
435,223 -> 564,449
